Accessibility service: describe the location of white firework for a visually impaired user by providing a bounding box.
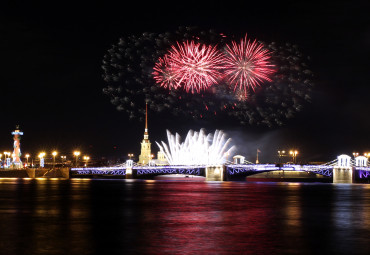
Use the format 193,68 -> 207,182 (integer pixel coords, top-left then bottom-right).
156,129 -> 235,165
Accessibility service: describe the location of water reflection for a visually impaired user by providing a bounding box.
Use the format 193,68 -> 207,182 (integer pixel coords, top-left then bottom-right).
0,180 -> 370,254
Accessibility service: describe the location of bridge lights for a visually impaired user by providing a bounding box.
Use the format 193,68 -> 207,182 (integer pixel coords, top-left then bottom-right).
353,152 -> 359,158
128,153 -> 134,160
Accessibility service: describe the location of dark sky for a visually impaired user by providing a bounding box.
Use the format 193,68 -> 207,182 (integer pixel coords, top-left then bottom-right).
1,0 -> 369,163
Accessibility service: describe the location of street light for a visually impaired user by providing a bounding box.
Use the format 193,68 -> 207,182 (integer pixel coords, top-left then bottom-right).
149,154 -> 154,166
83,156 -> 90,167
4,152 -> 12,168
61,156 -> 66,166
25,154 -> 30,167
277,150 -> 286,164
353,152 -> 359,158
128,153 -> 134,160
73,151 -> 80,167
52,151 -> 57,169
289,150 -> 298,164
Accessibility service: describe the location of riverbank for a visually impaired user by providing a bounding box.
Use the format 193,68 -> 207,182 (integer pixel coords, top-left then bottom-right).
0,168 -> 70,178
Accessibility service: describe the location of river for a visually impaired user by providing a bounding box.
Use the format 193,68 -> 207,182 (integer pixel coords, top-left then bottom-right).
0,178 -> 369,254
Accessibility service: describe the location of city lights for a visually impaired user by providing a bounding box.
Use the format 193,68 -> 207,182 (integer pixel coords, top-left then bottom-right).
83,156 -> 90,167
74,151 -> 81,167
38,152 -> 46,168
25,154 -> 30,167
52,151 -> 58,169
289,150 -> 298,164
277,150 -> 286,163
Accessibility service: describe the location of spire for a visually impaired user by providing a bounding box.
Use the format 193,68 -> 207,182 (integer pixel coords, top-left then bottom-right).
144,103 -> 149,140
145,102 -> 148,131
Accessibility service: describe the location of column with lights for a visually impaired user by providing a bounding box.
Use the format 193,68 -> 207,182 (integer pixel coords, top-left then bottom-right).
11,126 -> 24,169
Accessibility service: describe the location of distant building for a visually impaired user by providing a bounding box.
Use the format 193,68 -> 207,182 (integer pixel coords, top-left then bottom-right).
138,103 -> 151,165
153,149 -> 169,166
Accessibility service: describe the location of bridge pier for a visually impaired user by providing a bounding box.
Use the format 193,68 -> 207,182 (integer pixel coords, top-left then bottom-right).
125,167 -> 133,179
206,165 -> 225,181
333,167 -> 354,183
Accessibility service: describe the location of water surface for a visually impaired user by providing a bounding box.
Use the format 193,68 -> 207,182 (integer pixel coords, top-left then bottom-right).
0,178 -> 369,254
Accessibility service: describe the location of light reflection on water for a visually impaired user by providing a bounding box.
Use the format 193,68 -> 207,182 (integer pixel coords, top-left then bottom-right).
0,179 -> 369,254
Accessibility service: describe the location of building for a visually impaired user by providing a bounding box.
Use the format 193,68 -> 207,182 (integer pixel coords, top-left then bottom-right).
153,149 -> 169,166
138,103 -> 152,165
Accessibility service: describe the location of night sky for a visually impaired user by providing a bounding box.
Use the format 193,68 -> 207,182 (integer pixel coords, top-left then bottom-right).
1,0 -> 369,163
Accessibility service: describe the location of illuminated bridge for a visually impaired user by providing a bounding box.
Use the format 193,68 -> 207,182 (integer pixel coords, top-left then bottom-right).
70,162 -> 370,183
71,165 -> 205,177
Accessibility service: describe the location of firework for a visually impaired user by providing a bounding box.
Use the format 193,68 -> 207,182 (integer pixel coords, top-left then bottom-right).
155,41 -> 224,93
223,35 -> 275,98
227,42 -> 313,126
156,129 -> 234,165
153,55 -> 180,90
102,27 -> 225,121
102,27 -> 312,126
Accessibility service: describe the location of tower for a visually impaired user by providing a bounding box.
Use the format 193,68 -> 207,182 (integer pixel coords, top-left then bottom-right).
11,125 -> 24,168
138,103 -> 152,165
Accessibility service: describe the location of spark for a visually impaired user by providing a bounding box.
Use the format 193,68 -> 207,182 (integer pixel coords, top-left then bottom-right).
156,129 -> 234,165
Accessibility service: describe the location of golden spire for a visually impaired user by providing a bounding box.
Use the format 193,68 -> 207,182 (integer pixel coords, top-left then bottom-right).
144,103 -> 149,140
145,102 -> 148,131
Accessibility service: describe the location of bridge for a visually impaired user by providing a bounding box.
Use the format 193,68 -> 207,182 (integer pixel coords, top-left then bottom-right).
71,154 -> 370,183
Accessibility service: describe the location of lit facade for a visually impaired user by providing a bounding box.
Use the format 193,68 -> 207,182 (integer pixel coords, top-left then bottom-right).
154,149 -> 169,166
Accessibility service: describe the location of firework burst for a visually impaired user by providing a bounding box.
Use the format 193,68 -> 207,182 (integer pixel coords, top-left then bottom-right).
223,35 -> 275,97
153,55 -> 180,90
103,27 -> 312,126
162,41 -> 224,93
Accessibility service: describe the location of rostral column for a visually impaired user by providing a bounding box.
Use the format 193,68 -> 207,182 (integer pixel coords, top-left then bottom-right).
11,125 -> 24,168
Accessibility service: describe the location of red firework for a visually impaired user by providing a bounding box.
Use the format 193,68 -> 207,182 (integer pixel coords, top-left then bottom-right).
154,41 -> 224,93
223,34 -> 275,97
153,55 -> 180,90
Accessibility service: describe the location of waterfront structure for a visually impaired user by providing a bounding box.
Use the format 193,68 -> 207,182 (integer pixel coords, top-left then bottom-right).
138,103 -> 152,165
11,125 -> 23,169
233,155 -> 245,164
